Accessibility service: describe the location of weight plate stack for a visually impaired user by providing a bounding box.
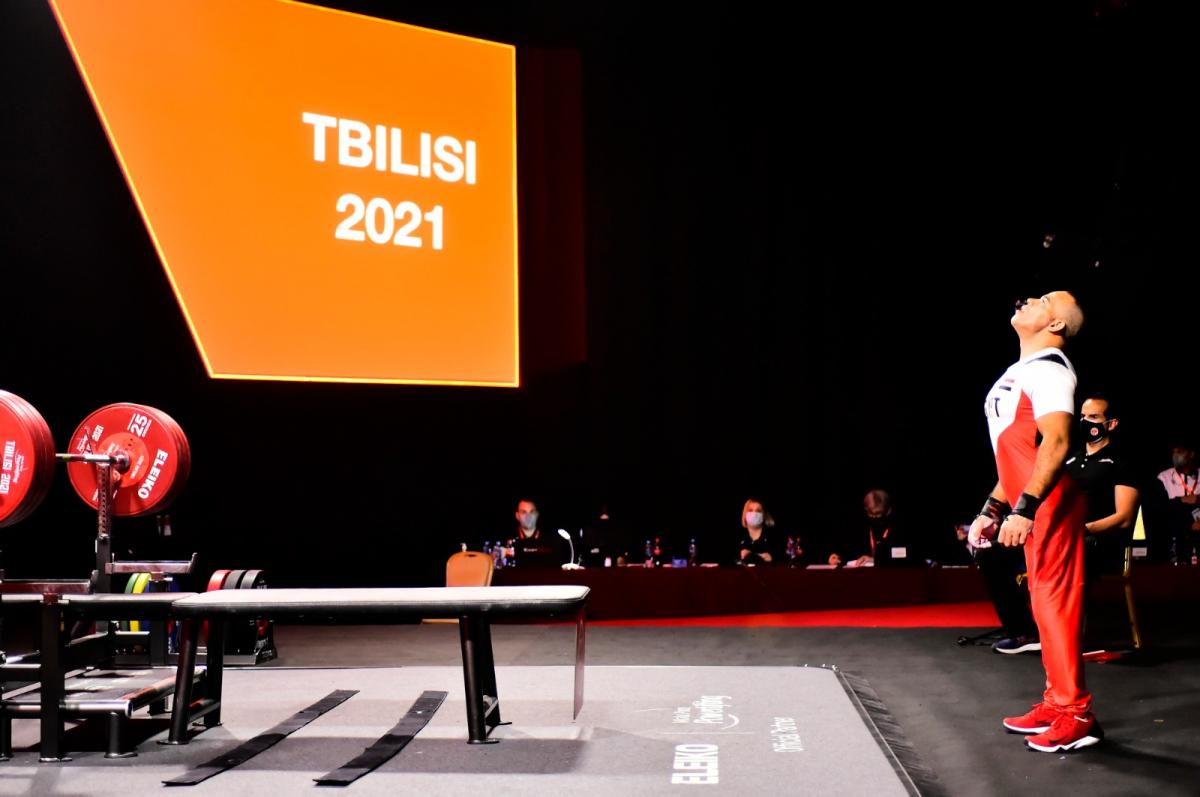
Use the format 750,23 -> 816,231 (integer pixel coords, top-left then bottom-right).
0,390 -> 56,527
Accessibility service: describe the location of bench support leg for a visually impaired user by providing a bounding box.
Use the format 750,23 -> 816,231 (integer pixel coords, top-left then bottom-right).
459,614 -> 500,744
574,607 -> 587,719
0,714 -> 12,760
38,599 -> 67,762
166,618 -> 198,744
204,621 -> 225,727
105,712 -> 135,758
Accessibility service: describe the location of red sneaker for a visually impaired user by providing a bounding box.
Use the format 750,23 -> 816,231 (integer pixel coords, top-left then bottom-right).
1002,702 -> 1061,734
1025,712 -> 1103,752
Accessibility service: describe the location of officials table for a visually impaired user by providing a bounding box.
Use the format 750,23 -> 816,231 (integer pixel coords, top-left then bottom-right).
493,563 -> 1200,621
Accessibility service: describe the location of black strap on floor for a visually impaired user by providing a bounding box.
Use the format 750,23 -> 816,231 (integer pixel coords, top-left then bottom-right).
164,689 -> 358,786
315,690 -> 447,787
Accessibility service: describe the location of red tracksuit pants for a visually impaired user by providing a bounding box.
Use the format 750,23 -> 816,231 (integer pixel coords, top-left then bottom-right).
1024,492 -> 1092,714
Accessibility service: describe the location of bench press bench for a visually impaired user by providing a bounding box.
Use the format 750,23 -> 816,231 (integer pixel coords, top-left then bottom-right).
0,592 -> 205,760
166,585 -> 590,745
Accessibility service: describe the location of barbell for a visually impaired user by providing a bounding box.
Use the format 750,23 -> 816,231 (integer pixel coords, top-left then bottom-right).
0,391 -> 190,526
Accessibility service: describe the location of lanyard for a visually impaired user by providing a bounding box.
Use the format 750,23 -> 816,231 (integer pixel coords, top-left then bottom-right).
869,526 -> 890,556
1176,471 -> 1197,496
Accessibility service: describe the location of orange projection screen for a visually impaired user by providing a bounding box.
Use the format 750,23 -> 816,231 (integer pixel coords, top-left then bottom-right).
49,0 -> 518,386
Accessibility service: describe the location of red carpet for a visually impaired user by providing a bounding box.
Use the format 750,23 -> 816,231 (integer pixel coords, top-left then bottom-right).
591,600 -> 1000,628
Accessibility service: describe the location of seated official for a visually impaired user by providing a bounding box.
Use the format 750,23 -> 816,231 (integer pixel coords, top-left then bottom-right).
735,498 -> 783,566
580,505 -> 633,566
828,489 -> 912,567
506,499 -> 568,568
1146,438 -> 1200,563
1067,393 -> 1139,581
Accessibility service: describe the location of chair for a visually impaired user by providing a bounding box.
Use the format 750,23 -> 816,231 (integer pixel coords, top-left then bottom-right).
424,551 -> 493,623
446,550 -> 494,588
1117,543 -> 1143,649
1087,512 -> 1144,657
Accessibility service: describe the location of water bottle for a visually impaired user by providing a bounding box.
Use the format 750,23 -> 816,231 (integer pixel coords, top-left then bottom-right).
1169,538 -> 1179,566
1192,546 -> 1198,566
644,539 -> 653,568
688,538 -> 698,567
786,536 -> 797,565
652,537 -> 663,568
483,540 -> 493,557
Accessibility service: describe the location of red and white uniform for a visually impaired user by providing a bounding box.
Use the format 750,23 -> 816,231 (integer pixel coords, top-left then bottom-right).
984,347 -> 1091,714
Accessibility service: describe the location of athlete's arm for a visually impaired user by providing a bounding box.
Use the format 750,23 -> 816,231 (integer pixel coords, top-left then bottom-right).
1085,485 -> 1139,535
998,411 -> 1072,547
1023,411 -> 1072,499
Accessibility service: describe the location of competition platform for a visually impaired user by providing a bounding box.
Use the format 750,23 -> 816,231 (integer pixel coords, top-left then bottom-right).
0,585 -> 933,795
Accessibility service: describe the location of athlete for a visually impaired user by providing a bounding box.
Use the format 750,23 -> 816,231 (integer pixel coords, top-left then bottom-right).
968,291 -> 1101,752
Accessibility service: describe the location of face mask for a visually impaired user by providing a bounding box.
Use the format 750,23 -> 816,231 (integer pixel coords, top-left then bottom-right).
745,511 -> 764,528
1080,419 -> 1108,444
867,516 -> 889,532
520,513 -> 538,531
1173,454 -> 1192,470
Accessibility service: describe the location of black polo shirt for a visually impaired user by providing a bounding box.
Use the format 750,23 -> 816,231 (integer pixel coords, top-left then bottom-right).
1064,443 -> 1136,523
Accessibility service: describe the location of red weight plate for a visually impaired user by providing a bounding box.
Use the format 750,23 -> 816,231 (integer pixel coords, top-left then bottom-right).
0,391 -> 55,527
136,406 -> 190,511
206,569 -> 232,592
132,403 -> 190,512
201,568 -> 233,645
155,409 -> 191,508
0,395 -> 36,525
0,393 -> 51,526
17,394 -> 57,521
65,403 -> 187,517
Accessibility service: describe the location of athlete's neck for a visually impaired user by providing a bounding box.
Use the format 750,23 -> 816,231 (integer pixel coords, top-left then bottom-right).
1018,332 -> 1065,360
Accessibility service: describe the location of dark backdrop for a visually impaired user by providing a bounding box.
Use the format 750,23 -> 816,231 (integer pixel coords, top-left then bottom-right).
0,1 -> 1192,586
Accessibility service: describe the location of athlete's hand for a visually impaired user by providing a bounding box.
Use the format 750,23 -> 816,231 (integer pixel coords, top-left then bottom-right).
967,515 -> 997,549
998,514 -> 1033,547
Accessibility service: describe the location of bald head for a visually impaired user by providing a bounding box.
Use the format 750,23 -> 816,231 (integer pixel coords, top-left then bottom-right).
1049,291 -> 1084,339
1011,290 -> 1084,346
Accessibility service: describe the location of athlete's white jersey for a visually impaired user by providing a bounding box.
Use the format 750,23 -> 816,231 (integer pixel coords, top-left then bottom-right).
983,347 -> 1076,498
